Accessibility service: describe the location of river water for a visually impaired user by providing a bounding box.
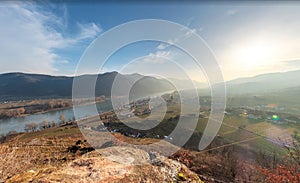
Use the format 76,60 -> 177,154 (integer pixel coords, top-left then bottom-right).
0,91 -> 175,135
0,100 -> 113,135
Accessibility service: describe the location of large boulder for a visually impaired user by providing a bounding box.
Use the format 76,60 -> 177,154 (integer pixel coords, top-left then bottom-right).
7,146 -> 202,183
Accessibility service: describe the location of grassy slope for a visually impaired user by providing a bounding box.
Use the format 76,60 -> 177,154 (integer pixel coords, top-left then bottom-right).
0,125 -> 84,181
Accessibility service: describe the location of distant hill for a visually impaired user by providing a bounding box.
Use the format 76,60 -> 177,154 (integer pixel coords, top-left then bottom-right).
167,78 -> 208,90
0,72 -> 175,101
0,73 -> 73,100
1,69 -> 299,101
226,69 -> 300,95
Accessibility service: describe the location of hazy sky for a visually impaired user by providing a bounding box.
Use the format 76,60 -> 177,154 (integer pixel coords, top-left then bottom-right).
1,1 -> 300,81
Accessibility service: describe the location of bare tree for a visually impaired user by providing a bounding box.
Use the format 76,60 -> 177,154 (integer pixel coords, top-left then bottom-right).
60,114 -> 66,124
51,121 -> 56,127
24,122 -> 38,132
24,123 -> 31,132
42,121 -> 49,129
16,107 -> 25,116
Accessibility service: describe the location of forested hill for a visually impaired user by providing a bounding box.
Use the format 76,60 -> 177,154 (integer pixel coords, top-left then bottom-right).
0,72 -> 174,101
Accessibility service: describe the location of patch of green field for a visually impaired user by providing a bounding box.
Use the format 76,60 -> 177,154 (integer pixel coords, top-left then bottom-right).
244,122 -> 273,134
221,129 -> 255,142
244,137 -> 286,158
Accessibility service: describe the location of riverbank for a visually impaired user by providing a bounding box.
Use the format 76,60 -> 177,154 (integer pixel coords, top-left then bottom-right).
0,99 -> 113,135
0,97 -> 107,120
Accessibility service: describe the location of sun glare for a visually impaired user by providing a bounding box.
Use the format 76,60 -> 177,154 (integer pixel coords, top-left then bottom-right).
234,41 -> 277,68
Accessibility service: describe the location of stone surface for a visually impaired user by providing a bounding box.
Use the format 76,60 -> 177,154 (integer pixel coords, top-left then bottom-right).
7,146 -> 201,183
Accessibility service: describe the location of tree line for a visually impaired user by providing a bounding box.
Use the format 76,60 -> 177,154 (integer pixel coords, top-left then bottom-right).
0,100 -> 72,119
24,114 -> 69,132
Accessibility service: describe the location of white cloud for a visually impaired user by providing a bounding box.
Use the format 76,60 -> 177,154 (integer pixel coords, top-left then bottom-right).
141,50 -> 174,64
76,22 -> 102,40
157,39 -> 175,50
119,49 -> 207,83
184,28 -> 197,37
283,58 -> 300,67
0,2 -> 101,75
123,27 -> 203,80
149,50 -> 172,58
157,43 -> 167,50
156,28 -> 197,51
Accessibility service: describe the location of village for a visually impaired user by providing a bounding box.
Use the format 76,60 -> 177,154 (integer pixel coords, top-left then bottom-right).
225,105 -> 300,125
79,95 -> 184,140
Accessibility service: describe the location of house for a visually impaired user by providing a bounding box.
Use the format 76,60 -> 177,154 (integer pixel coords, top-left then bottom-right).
83,125 -> 91,130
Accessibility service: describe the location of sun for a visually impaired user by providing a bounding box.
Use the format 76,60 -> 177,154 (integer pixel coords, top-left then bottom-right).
234,41 -> 276,68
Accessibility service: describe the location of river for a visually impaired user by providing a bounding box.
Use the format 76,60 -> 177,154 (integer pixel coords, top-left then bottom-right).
0,91 -> 175,135
0,100 -> 113,135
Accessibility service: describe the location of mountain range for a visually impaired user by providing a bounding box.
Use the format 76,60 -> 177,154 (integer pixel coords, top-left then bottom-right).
0,69 -> 299,101
226,69 -> 300,95
0,72 -> 175,101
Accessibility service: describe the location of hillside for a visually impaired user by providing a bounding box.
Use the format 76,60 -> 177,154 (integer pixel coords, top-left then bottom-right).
0,125 -> 202,183
1,119 -> 295,182
0,72 -> 175,101
7,147 -> 201,183
226,69 -> 300,95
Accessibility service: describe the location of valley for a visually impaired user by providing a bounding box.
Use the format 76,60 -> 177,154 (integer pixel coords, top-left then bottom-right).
0,70 -> 299,182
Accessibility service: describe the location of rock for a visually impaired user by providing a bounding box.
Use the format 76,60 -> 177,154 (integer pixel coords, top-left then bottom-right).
97,146 -> 150,165
7,146 -> 200,183
28,170 -> 35,173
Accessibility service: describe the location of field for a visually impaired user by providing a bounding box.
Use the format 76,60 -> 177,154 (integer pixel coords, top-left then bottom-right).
0,93 -> 299,182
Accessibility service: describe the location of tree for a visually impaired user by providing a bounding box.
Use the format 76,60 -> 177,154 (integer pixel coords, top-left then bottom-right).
51,121 -> 57,127
259,133 -> 300,182
31,122 -> 38,132
259,164 -> 300,182
60,114 -> 66,124
24,122 -> 38,132
42,121 -> 49,129
16,107 -> 25,116
24,124 -> 30,132
47,100 -> 55,109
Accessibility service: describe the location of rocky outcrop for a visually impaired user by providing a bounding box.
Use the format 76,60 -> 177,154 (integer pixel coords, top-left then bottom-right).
7,146 -> 202,183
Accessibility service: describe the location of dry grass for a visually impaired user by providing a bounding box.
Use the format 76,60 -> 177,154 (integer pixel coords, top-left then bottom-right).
0,125 -> 85,182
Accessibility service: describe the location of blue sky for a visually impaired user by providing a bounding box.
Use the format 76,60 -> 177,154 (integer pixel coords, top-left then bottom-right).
1,1 -> 300,81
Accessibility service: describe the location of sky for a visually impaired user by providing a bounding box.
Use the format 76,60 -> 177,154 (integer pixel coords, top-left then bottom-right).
1,1 -> 300,81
